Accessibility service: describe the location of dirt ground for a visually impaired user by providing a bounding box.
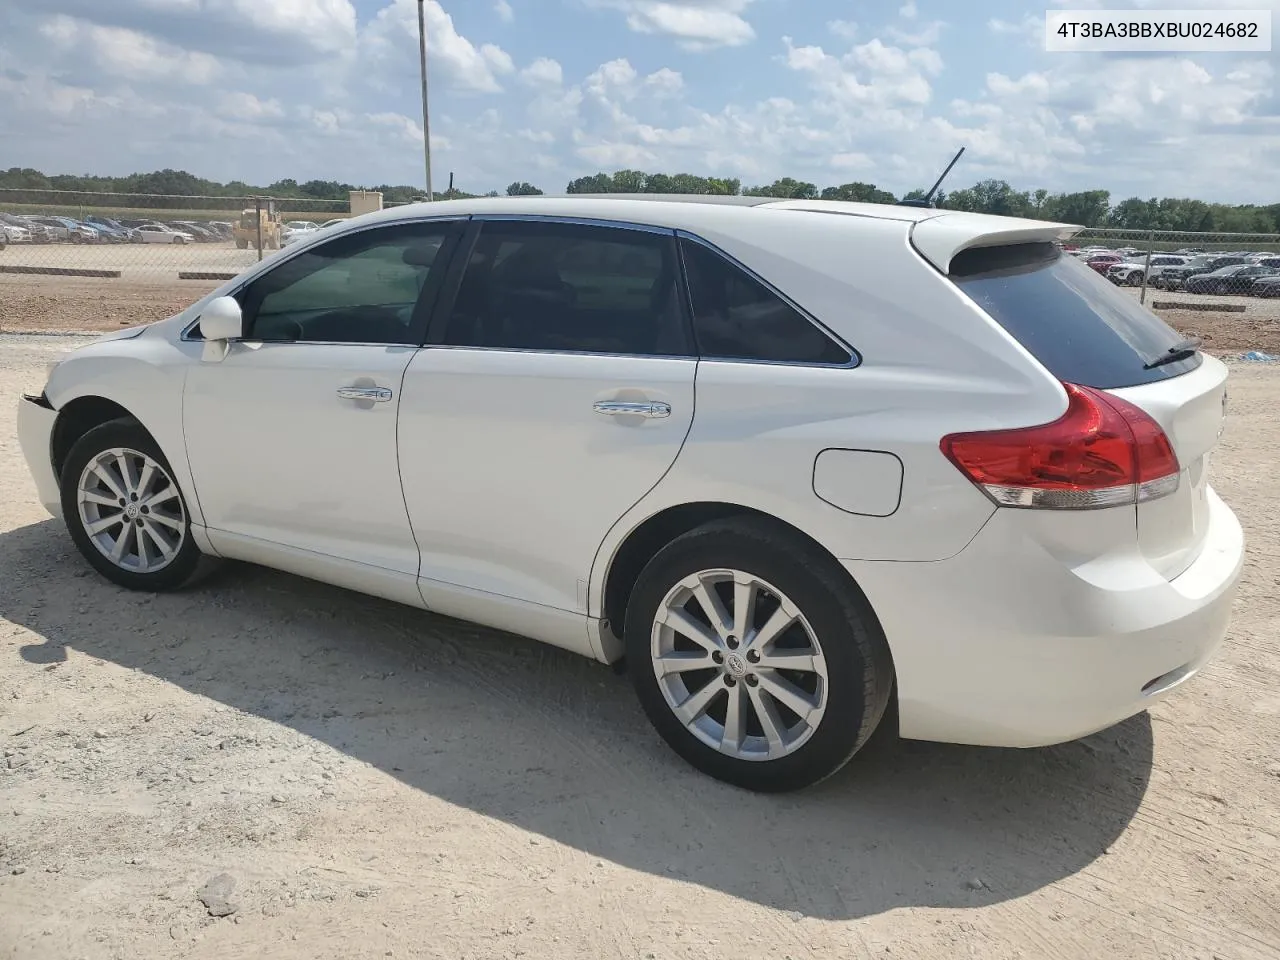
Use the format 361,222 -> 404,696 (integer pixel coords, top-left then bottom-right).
0,335 -> 1277,960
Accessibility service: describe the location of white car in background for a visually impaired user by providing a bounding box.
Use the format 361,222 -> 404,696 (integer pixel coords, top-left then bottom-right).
281,221 -> 322,246
1,222 -> 33,243
136,224 -> 195,244
16,196 -> 1243,792
1107,254 -> 1190,287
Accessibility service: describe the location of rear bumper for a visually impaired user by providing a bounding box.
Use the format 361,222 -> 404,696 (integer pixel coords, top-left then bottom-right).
17,395 -> 62,519
845,488 -> 1244,748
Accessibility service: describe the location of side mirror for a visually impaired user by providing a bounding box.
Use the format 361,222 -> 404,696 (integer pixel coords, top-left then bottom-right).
198,296 -> 243,363
200,296 -> 243,341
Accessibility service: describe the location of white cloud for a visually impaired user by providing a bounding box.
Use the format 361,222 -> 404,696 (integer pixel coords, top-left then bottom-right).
520,57 -> 564,87
40,14 -> 221,84
494,0 -> 514,22
218,91 -> 285,121
644,67 -> 685,98
590,0 -> 757,50
827,19 -> 858,41
360,0 -> 515,94
899,1 -> 918,18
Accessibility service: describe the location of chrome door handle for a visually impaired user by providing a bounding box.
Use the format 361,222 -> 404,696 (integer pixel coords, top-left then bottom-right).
337,386 -> 393,402
593,400 -> 671,419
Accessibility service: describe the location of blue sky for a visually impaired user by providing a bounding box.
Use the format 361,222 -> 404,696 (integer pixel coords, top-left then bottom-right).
0,1 -> 1276,203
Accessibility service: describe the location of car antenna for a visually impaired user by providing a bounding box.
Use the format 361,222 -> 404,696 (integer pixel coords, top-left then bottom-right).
897,147 -> 965,208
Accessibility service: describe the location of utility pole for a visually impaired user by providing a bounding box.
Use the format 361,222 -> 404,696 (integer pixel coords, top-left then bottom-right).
416,0 -> 434,200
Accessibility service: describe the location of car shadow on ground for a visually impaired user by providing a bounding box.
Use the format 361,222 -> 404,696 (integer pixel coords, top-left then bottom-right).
3,519 -> 1153,921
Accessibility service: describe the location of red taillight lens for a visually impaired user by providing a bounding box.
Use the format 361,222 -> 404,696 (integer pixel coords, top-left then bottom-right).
940,383 -> 1180,509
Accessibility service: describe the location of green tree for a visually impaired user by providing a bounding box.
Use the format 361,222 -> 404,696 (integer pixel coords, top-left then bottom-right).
566,173 -> 616,193
744,177 -> 818,199
819,182 -> 896,204
506,181 -> 544,196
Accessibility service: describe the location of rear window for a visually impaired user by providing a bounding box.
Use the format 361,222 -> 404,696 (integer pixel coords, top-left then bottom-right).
950,242 -> 1201,389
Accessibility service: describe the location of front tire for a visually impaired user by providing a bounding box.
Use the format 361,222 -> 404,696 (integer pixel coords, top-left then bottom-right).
60,419 -> 207,591
624,517 -> 894,792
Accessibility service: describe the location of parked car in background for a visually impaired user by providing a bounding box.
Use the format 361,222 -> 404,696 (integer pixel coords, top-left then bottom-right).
84,216 -> 142,243
1251,276 -> 1280,298
1085,253 -> 1123,274
22,216 -> 72,242
135,223 -> 195,244
0,220 -> 33,244
2,213 -> 51,243
1185,264 -> 1280,295
1154,254 -> 1250,290
26,216 -> 101,243
205,222 -> 235,240
17,196 -> 1243,792
1107,255 -> 1188,287
171,221 -> 218,242
281,220 -> 322,246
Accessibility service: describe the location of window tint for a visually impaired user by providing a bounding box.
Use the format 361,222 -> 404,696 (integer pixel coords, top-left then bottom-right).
440,221 -> 690,356
679,238 -> 851,365
950,242 -> 1201,389
239,223 -> 452,344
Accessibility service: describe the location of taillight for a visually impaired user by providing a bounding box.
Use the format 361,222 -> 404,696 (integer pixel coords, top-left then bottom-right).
940,383 -> 1180,510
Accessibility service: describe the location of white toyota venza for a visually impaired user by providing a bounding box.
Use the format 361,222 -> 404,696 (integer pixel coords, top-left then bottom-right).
18,196 -> 1244,792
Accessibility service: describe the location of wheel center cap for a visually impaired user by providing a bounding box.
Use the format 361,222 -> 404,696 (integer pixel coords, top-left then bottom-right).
124,503 -> 139,519
724,653 -> 748,678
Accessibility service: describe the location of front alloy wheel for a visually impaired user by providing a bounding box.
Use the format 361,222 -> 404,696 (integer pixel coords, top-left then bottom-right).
76,448 -> 185,574
61,418 -> 211,591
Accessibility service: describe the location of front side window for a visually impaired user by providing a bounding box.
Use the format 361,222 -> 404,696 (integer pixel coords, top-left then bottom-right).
239,222 -> 456,344
439,220 -> 690,356
679,238 -> 852,365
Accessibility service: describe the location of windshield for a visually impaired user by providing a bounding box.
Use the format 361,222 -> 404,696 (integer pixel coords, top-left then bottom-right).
950,242 -> 1201,389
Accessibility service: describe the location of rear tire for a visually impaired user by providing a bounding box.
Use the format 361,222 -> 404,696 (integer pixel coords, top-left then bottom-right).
60,419 -> 213,592
624,517 -> 894,792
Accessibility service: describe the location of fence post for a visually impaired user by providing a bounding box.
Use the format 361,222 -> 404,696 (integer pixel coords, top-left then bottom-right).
255,197 -> 263,261
1140,229 -> 1154,306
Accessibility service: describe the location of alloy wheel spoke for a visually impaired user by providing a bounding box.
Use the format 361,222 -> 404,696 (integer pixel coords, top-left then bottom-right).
85,514 -> 123,536
757,649 -> 818,673
691,576 -> 732,641
146,510 -> 183,532
79,490 -> 119,508
743,603 -> 796,653
134,460 -> 157,501
721,683 -> 748,753
109,524 -> 133,563
732,573 -> 757,642
135,523 -> 152,571
654,651 -> 713,677
142,487 -> 180,510
141,521 -> 176,560
746,683 -> 786,758
119,454 -> 142,497
673,680 -> 723,725
755,669 -> 820,721
91,462 -> 127,501
657,606 -> 723,654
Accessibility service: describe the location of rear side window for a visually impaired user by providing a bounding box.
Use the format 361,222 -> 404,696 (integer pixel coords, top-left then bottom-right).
680,238 -> 851,365
950,242 -> 1201,389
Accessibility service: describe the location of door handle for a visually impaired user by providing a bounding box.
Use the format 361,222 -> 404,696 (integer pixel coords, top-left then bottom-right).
593,400 -> 671,419
337,386 -> 393,402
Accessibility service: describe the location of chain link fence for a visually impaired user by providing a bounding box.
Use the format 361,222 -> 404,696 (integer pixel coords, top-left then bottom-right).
1067,228 -> 1280,356
0,188 -> 358,333
1,193 -> 1278,353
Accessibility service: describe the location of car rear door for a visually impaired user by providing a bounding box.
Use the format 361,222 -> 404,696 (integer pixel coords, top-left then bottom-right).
397,217 -> 696,615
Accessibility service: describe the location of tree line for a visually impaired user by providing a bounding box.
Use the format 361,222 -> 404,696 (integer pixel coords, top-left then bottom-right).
2,166 -> 1276,234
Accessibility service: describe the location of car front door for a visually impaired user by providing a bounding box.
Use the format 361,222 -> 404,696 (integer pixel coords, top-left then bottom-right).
183,219 -> 462,590
397,218 -> 697,615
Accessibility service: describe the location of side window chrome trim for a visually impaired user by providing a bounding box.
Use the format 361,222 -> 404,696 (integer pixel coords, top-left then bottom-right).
470,213 -> 674,236
179,215 -> 469,342
676,229 -> 861,370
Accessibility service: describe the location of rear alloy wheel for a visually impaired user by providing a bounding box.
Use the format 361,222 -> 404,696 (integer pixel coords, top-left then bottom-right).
61,419 -> 209,591
1127,271 -> 1144,286
625,518 -> 893,792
